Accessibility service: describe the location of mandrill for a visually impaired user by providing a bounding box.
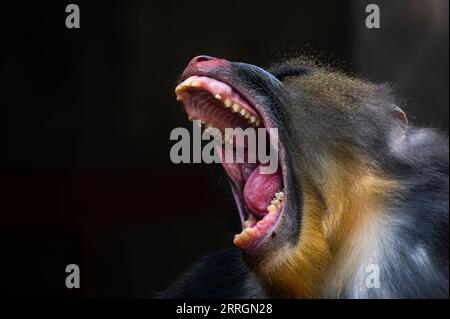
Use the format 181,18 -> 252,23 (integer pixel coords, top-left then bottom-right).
160,56 -> 449,299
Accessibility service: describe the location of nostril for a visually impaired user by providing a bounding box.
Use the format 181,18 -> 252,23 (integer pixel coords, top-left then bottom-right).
189,55 -> 217,65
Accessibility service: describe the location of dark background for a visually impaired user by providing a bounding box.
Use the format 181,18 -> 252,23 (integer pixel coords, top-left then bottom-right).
1,0 -> 448,298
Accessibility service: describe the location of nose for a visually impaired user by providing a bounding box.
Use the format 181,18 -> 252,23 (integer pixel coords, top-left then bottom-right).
187,55 -> 218,67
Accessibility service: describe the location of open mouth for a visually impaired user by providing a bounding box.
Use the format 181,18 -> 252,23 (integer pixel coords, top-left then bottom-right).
175,75 -> 286,251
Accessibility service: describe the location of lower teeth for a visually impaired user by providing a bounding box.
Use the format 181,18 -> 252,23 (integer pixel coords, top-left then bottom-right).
233,190 -> 284,248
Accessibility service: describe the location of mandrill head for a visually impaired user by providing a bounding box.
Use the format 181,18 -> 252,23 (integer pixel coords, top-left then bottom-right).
175,55 -> 410,297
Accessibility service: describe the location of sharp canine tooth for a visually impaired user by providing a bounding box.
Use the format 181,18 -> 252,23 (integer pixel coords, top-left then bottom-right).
241,228 -> 256,242
239,231 -> 251,242
234,226 -> 258,248
232,103 -> 241,113
175,85 -> 184,94
224,99 -> 232,108
246,228 -> 257,236
215,94 -> 222,100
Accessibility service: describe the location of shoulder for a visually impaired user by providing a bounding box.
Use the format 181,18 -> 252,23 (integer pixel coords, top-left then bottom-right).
156,248 -> 267,299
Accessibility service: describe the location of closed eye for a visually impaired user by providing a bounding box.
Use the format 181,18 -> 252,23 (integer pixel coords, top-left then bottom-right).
272,65 -> 309,81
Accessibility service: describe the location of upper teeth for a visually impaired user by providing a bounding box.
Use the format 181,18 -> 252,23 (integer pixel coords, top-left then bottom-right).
175,77 -> 262,127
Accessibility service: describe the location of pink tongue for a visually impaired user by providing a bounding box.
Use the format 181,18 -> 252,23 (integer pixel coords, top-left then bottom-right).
243,166 -> 283,217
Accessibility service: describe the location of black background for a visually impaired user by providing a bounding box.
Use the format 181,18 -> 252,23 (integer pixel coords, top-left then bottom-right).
1,0 -> 448,298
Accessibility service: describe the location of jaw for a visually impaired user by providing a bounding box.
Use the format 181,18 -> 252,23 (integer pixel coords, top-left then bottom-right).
175,61 -> 300,262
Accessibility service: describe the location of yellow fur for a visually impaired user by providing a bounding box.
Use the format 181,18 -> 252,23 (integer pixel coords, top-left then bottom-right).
258,155 -> 399,298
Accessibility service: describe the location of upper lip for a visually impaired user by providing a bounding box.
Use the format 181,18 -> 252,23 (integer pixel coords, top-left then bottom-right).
180,69 -> 253,116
